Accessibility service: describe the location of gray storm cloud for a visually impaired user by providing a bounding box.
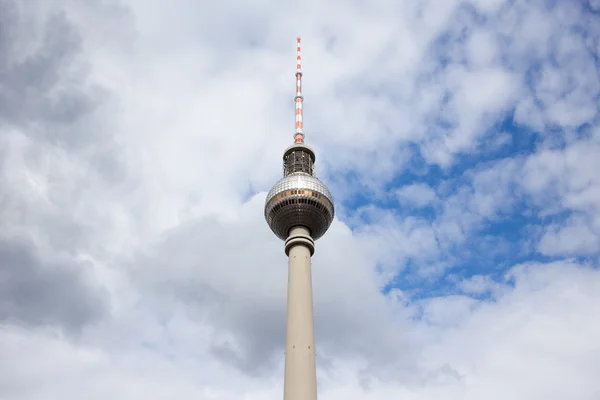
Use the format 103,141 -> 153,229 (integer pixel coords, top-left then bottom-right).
0,0 -> 114,332
0,235 -> 106,330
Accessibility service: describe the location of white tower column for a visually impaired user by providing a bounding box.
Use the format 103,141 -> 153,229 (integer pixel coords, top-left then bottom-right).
283,226 -> 317,400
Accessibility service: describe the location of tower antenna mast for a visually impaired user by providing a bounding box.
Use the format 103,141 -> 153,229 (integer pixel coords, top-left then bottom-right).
295,37 -> 304,144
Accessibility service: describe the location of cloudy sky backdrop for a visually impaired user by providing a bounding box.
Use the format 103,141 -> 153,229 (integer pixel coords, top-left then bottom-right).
1,0 -> 600,399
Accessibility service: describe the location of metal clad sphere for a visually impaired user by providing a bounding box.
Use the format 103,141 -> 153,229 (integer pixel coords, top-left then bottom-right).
265,173 -> 335,241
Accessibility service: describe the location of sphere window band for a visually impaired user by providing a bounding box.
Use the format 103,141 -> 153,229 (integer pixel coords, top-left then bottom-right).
264,189 -> 333,214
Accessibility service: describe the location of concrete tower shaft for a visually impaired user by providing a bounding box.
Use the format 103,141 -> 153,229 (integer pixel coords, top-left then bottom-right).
284,226 -> 317,399
264,38 -> 334,400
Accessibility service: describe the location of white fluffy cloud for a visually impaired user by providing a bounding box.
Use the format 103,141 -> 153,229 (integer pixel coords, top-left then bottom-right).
396,183 -> 437,208
1,0 -> 600,399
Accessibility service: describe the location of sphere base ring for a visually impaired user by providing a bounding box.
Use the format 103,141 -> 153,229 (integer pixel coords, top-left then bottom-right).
285,229 -> 315,256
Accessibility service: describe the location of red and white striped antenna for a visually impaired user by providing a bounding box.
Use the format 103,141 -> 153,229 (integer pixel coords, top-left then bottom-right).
294,37 -> 304,144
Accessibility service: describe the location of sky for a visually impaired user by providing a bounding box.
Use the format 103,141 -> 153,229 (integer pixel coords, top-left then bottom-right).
1,0 -> 600,399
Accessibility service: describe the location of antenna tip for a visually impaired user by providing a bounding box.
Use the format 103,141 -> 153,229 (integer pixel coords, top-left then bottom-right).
297,37 -> 301,43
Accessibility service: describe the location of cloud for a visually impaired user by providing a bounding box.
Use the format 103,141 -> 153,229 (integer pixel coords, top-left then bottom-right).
0,234 -> 107,331
396,183 -> 437,208
0,0 -> 116,334
2,259 -> 599,400
538,215 -> 600,256
0,0 -> 108,147
458,274 -> 505,297
128,194 -> 416,376
411,260 -> 600,400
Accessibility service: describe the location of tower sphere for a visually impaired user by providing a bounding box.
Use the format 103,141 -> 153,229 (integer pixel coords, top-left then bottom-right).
264,36 -> 335,244
265,171 -> 334,241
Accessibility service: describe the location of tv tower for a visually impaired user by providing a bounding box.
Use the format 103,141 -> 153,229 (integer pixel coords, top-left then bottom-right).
264,38 -> 335,400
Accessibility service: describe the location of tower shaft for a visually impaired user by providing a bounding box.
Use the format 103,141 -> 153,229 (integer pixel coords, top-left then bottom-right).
284,226 -> 318,400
